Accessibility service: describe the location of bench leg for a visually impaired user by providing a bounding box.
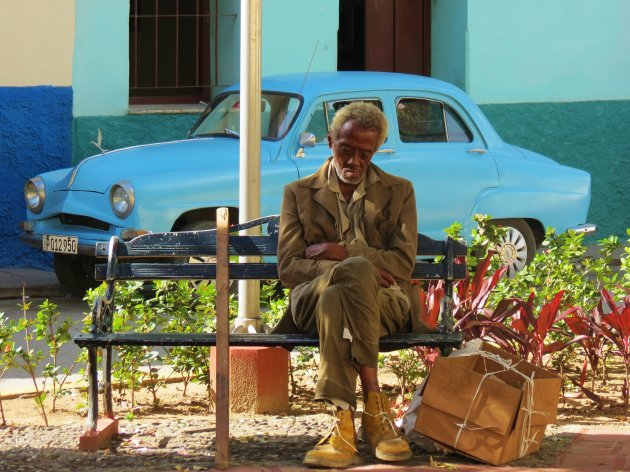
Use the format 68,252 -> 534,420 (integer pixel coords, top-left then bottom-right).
103,346 -> 114,418
87,346 -> 99,431
80,345 -> 119,451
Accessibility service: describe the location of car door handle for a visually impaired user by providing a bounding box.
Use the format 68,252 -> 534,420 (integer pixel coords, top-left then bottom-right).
376,149 -> 396,155
467,148 -> 487,154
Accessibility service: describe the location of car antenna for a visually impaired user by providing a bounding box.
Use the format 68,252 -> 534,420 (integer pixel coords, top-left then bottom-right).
287,40 -> 320,168
298,39 -> 319,96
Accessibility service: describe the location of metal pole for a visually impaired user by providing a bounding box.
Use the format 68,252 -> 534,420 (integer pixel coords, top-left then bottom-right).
236,0 -> 262,332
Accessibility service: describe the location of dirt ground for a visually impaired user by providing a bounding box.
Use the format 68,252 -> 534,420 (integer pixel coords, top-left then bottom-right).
0,357 -> 628,469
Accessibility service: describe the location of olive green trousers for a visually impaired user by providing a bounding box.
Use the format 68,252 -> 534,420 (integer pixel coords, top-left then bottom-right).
290,256 -> 410,408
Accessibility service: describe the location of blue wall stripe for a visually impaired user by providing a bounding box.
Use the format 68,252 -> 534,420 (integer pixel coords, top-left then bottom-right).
0,86 -> 73,269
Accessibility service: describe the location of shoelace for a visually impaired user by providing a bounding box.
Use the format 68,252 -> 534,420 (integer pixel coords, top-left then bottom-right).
363,405 -> 401,437
319,407 -> 357,452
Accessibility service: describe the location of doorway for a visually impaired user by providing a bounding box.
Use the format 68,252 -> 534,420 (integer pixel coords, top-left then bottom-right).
338,0 -> 431,76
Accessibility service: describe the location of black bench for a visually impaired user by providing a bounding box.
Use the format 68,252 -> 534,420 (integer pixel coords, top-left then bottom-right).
74,207 -> 466,466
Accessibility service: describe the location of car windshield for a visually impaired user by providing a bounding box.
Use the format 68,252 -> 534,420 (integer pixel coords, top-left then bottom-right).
189,92 -> 301,140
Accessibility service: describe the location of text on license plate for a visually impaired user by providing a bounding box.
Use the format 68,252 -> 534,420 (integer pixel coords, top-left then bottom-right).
43,235 -> 78,254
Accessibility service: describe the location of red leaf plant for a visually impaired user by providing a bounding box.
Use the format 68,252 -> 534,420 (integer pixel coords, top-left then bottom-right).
413,280 -> 445,371
415,252 -> 516,371
508,291 -> 588,368
596,290 -> 630,407
418,279 -> 445,330
452,254 -> 507,332
450,254 -> 523,350
565,305 -> 608,391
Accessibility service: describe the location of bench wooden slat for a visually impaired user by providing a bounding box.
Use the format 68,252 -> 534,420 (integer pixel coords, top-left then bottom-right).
94,262 -> 279,281
96,235 -> 280,258
94,261 -> 466,282
74,332 -> 464,352
95,262 -> 466,280
95,231 -> 467,259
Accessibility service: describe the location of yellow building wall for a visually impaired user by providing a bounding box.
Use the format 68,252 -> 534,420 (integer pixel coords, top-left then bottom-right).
0,0 -> 75,86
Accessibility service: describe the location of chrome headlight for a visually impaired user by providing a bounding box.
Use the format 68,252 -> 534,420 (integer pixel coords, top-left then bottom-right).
110,181 -> 135,218
25,177 -> 45,214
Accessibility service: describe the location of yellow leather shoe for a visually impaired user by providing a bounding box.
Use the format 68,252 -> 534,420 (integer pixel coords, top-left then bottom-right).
303,408 -> 360,468
361,391 -> 413,462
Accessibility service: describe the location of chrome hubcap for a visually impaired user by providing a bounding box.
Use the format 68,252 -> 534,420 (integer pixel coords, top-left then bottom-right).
499,244 -> 517,264
497,227 -> 528,277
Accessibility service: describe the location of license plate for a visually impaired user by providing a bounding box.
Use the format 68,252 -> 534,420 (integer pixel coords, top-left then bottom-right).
43,235 -> 78,254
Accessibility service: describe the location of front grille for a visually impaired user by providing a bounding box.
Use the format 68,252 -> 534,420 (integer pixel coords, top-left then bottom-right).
59,213 -> 110,231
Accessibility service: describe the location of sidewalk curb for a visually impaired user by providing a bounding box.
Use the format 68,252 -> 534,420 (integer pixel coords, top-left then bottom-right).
0,268 -> 66,299
0,367 -> 181,400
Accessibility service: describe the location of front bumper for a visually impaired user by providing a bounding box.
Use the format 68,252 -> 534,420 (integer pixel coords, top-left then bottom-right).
19,217 -> 147,258
19,231 -> 99,256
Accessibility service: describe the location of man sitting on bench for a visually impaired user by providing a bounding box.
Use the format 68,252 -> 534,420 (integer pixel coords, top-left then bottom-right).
277,102 -> 430,468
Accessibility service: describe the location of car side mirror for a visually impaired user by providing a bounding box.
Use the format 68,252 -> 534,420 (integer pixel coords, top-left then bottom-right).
299,132 -> 317,148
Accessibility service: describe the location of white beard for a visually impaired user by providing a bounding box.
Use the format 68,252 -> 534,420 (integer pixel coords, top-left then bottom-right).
333,158 -> 366,185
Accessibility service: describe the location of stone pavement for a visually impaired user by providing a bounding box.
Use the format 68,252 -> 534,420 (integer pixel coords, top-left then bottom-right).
1,268 -> 629,471
186,425 -> 630,471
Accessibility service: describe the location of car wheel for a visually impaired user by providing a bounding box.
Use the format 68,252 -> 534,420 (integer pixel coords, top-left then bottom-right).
489,219 -> 536,278
53,254 -> 99,297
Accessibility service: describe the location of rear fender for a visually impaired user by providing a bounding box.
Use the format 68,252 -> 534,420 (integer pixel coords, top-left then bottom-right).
469,187 -> 590,236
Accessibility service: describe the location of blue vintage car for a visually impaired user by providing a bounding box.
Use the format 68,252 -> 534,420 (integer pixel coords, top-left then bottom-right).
21,72 -> 595,295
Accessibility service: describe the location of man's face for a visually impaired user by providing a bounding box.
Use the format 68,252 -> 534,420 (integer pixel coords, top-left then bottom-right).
328,119 -> 380,185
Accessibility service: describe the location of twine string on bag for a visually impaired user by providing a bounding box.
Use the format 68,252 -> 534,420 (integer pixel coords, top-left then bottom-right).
452,350 -> 549,458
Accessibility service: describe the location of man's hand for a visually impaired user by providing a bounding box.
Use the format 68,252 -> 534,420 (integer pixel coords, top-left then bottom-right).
379,268 -> 396,288
304,242 -> 348,261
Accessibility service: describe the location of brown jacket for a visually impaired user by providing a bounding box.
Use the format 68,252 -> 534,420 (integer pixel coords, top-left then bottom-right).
276,158 -> 425,334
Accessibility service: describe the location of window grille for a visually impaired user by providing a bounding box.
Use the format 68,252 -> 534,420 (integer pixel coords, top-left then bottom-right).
129,0 -> 211,104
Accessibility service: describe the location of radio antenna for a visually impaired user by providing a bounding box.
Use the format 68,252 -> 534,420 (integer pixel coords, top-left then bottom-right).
299,39 -> 319,96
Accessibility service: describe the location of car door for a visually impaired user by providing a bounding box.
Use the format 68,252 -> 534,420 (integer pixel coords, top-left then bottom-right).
373,92 -> 499,239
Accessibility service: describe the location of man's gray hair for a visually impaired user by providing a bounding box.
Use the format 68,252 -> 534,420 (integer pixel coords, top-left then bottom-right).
330,102 -> 388,147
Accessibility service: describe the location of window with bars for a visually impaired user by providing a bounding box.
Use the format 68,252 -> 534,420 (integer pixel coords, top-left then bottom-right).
129,0 -> 211,105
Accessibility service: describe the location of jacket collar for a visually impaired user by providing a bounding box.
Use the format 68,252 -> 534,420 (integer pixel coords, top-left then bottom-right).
301,158 -> 395,221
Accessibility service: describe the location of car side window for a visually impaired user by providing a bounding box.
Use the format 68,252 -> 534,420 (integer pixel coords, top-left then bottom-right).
303,99 -> 384,144
303,105 -> 329,144
444,106 -> 473,143
396,98 -> 472,143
